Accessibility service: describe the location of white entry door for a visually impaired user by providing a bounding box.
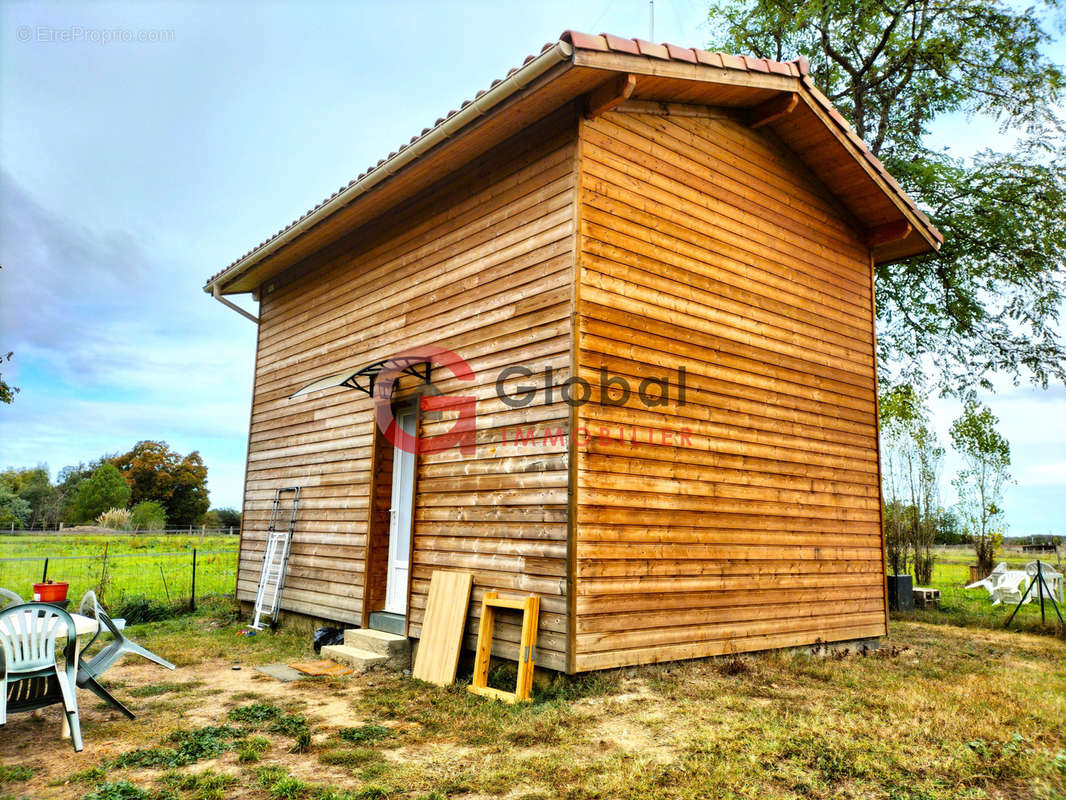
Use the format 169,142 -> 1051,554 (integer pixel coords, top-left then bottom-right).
385,410 -> 416,615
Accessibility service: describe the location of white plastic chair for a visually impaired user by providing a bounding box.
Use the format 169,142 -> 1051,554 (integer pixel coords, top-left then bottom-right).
0,602 -> 83,751
992,585 -> 1024,606
1025,561 -> 1064,603
988,570 -> 1030,606
0,589 -> 23,610
965,562 -> 1008,595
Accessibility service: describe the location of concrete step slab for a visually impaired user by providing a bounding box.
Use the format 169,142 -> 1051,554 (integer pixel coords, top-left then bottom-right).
320,644 -> 388,672
344,628 -> 411,658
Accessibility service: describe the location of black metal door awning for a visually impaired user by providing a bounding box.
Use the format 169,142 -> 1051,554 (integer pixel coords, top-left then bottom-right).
290,356 -> 432,399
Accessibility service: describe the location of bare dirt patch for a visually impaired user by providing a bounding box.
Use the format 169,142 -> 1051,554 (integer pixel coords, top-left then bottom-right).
0,656 -> 375,800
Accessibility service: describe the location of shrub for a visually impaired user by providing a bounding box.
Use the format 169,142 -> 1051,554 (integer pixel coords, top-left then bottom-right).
130,500 -> 167,531
97,507 -> 132,530
110,594 -> 175,625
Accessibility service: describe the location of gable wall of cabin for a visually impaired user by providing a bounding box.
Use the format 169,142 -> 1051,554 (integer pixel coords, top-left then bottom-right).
572,107 -> 887,671
239,106 -> 580,671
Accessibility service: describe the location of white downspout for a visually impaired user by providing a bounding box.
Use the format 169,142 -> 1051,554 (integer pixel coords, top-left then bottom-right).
213,284 -> 259,324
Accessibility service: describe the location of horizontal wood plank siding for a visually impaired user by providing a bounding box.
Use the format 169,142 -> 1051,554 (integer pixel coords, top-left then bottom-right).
573,109 -> 886,671
240,107 -> 578,671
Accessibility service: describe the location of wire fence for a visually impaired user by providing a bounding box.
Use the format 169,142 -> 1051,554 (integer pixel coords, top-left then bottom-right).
2,527 -> 241,537
0,546 -> 238,612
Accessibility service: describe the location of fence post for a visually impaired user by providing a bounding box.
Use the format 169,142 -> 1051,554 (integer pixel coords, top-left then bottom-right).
191,548 -> 197,612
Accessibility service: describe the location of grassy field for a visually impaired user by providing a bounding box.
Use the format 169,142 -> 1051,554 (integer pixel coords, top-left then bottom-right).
900,547 -> 1065,635
0,598 -> 1063,800
0,534 -> 238,612
1,541 -> 1063,798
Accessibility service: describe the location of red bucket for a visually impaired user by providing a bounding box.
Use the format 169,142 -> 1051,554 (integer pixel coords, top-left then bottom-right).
33,582 -> 69,602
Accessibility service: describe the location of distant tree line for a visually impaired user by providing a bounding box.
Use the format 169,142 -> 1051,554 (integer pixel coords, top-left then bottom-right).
0,440 -> 241,531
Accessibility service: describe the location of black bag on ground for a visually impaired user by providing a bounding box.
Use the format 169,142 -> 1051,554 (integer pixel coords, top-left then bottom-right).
313,626 -> 345,653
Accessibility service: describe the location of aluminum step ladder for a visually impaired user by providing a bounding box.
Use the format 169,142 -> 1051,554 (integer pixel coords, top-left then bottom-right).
251,486 -> 301,630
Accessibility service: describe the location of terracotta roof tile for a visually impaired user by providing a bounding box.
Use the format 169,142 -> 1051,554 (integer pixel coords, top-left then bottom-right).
742,55 -> 769,73
564,30 -> 607,51
208,30 -> 938,288
693,49 -> 724,68
664,43 -> 698,63
767,59 -> 792,77
602,33 -> 640,55
633,39 -> 670,60
718,52 -> 747,71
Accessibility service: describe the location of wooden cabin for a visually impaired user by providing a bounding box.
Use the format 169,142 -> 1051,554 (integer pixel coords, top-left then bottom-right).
205,31 -> 942,673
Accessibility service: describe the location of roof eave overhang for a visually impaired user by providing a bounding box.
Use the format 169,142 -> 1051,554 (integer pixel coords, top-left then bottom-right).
205,40 -> 577,297
206,40 -> 941,296
568,48 -> 941,264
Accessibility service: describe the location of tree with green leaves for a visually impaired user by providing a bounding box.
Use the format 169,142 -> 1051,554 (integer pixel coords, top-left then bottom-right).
56,462 -> 96,524
0,485 -> 31,528
0,350 -> 17,404
110,441 -> 209,528
68,463 -> 131,524
211,507 -> 242,531
130,500 -> 167,531
879,384 -> 942,583
0,467 -> 59,529
706,0 -> 1066,396
879,385 -> 919,575
950,401 -> 1011,575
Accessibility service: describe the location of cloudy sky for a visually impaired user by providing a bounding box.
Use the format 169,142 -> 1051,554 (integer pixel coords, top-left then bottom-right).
1,1 -> 1063,533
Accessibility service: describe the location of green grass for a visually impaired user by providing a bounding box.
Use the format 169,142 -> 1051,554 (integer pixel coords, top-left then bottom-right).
898,547 -> 1066,636
111,725 -> 247,769
114,596 -> 315,667
3,545 -> 1063,800
0,533 -> 236,609
0,765 -> 34,784
7,608 -> 1060,800
161,770 -> 239,800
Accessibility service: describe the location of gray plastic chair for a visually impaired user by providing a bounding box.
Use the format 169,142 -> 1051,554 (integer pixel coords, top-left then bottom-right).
77,591 -> 125,653
0,589 -> 23,610
0,602 -> 83,751
76,597 -> 174,718
74,591 -> 140,719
